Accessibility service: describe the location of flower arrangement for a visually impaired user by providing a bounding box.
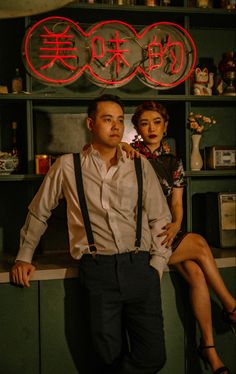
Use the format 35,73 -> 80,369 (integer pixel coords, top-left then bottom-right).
188,112 -> 216,134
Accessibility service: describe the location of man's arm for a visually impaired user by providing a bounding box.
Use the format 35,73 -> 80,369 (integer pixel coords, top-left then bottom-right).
10,157 -> 64,287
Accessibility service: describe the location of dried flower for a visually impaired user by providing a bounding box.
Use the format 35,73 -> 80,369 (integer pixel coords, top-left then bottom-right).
187,112 -> 216,134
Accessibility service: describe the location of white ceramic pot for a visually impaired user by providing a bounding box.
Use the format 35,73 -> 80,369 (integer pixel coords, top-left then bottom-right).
0,155 -> 19,174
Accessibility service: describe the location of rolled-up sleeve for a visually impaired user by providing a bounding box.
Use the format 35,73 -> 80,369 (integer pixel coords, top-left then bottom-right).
16,157 -> 64,263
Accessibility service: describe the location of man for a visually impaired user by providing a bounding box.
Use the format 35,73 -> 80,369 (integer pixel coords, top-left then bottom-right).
11,94 -> 172,374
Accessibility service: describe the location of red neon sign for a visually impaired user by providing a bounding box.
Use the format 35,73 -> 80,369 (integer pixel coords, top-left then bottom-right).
22,17 -> 197,89
39,25 -> 77,71
148,35 -> 183,74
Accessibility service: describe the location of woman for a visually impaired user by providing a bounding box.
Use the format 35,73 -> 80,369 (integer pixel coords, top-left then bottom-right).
125,101 -> 235,374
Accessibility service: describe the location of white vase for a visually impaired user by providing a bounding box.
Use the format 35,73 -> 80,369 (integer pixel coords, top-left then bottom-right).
190,134 -> 203,171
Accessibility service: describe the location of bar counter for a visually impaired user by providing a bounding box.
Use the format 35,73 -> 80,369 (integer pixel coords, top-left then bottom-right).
1,249 -> 235,374
0,248 -> 235,283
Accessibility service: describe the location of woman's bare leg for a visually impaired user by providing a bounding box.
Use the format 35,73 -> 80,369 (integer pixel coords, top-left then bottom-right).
169,233 -> 236,317
175,260 -> 227,373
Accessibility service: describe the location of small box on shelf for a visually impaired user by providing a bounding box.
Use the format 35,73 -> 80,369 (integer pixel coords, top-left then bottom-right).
205,146 -> 236,170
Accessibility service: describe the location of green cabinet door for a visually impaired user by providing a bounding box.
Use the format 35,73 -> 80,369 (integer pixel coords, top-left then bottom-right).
40,274 -> 187,374
40,278 -> 94,374
159,272 -> 187,374
0,282 -> 39,374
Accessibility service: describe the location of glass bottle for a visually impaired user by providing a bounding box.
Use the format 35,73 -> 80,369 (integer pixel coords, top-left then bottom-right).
11,122 -> 19,156
10,121 -> 20,172
11,68 -> 23,93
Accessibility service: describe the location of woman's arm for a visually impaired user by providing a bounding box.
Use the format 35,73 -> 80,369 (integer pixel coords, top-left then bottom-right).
158,187 -> 184,247
170,187 -> 184,229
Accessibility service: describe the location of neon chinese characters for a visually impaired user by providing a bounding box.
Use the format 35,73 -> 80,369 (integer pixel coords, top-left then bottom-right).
23,17 -> 196,89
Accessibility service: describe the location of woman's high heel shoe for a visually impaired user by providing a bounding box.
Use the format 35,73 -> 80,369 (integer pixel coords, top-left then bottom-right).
222,306 -> 236,334
197,343 -> 230,374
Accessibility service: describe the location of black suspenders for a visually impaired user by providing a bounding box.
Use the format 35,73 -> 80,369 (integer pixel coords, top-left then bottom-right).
134,155 -> 143,249
73,153 -> 97,253
73,153 -> 143,254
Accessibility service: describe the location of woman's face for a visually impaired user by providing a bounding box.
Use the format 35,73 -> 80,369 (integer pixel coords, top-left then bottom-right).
136,110 -> 168,149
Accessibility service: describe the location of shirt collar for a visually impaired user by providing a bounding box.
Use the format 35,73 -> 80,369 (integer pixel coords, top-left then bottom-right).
83,144 -> 125,163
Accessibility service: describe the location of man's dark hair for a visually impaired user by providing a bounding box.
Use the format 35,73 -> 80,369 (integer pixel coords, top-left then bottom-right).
87,94 -> 124,120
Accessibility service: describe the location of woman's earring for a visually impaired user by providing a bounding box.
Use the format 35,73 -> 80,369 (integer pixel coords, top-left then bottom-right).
163,131 -> 167,137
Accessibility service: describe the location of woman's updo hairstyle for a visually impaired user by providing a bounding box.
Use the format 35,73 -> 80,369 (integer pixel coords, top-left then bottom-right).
131,101 -> 169,128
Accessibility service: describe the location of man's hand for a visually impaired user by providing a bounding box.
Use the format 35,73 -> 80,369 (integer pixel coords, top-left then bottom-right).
10,261 -> 36,288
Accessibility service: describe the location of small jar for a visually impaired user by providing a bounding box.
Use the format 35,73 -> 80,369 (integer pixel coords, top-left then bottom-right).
145,0 -> 157,6
218,51 -> 236,96
35,155 -> 51,174
218,51 -> 236,74
196,0 -> 212,7
160,0 -> 171,5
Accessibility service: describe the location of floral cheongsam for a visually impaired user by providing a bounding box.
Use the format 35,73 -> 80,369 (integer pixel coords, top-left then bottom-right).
131,139 -> 187,249
131,139 -> 186,201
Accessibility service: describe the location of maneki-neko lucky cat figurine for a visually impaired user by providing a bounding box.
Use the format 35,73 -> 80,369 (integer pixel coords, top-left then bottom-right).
193,67 -> 214,95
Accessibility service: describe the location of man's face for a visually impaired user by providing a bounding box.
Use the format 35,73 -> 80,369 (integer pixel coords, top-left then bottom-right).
87,101 -> 124,149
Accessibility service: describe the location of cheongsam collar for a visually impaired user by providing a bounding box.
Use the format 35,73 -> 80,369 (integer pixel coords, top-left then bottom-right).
132,140 -> 164,159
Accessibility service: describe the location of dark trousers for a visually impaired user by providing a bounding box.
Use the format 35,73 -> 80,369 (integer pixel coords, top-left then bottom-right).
78,252 -> 166,374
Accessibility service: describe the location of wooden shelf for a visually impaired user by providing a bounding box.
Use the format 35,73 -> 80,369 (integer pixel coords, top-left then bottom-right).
1,93 -> 236,102
186,170 -> 236,177
66,3 -> 236,16
0,174 -> 44,182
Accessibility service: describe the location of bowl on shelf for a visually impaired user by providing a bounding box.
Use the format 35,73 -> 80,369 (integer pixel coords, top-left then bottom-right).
0,152 -> 19,175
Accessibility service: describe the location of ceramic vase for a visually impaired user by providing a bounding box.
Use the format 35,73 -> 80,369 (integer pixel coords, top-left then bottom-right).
190,134 -> 203,171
